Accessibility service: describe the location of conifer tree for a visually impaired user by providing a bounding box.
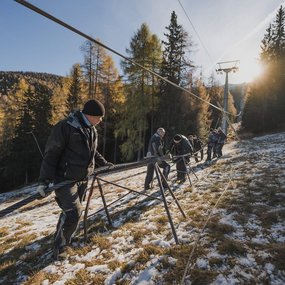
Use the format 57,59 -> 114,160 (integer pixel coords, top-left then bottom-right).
81,39 -> 107,101
50,78 -> 69,125
65,63 -> 84,114
243,5 -> 285,133
99,55 -> 125,159
119,23 -> 162,160
4,83 -> 52,189
158,11 -> 194,137
193,81 -> 211,140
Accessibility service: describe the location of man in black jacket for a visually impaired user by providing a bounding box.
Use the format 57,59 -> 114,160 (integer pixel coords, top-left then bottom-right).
215,127 -> 227,157
171,134 -> 193,183
188,134 -> 203,162
36,99 -> 112,260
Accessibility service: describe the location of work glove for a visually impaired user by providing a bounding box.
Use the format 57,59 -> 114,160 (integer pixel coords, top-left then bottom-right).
164,153 -> 173,160
146,151 -> 152,158
36,182 -> 50,198
105,162 -> 114,168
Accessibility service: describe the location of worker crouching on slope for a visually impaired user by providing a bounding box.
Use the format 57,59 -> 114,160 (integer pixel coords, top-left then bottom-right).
171,134 -> 193,183
36,99 -> 113,260
144,128 -> 170,190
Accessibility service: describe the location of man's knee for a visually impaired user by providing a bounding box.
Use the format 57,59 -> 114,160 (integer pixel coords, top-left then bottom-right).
65,205 -> 83,225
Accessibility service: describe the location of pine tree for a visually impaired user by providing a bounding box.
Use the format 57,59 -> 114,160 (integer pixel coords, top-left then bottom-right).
119,23 -> 162,160
66,63 -> 84,114
193,80 -> 211,140
243,5 -> 285,133
3,83 -> 52,190
207,76 -> 224,129
158,11 -> 194,137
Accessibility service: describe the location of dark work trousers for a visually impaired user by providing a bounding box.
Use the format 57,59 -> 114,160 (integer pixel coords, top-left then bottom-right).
54,179 -> 88,250
193,149 -> 204,162
144,161 -> 170,189
176,157 -> 189,180
206,143 -> 215,161
215,143 -> 224,157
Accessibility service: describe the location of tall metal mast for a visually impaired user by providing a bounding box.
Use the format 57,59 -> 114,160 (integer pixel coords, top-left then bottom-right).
216,60 -> 239,135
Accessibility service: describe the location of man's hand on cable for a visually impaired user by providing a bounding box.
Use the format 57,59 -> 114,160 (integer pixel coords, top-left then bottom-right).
36,181 -> 50,198
105,162 -> 114,168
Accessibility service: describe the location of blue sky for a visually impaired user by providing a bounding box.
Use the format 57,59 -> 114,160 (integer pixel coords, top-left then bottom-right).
1,0 -> 284,84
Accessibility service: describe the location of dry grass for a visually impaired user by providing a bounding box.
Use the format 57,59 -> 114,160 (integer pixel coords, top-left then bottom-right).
115,279 -> 131,285
0,226 -> 9,238
162,245 -> 207,284
132,228 -> 152,243
217,238 -> 247,256
121,262 -> 136,275
268,243 -> 285,270
135,244 -> 165,264
90,235 -> 112,250
23,271 -> 59,285
152,215 -> 169,226
188,268 -> 218,285
208,256 -> 224,268
0,259 -> 15,276
17,233 -> 38,248
108,259 -> 122,271
207,219 -> 235,240
67,245 -> 92,256
65,269 -> 105,285
15,219 -> 33,228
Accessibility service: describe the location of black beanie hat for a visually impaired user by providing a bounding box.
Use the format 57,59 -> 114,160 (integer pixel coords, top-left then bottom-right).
173,134 -> 182,143
82,99 -> 105,116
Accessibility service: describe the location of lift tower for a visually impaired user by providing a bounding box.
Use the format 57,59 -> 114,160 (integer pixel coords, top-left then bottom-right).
216,60 -> 239,136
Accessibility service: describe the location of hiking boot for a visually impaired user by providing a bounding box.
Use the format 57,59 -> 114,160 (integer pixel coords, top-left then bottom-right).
178,178 -> 186,184
53,246 -> 69,261
162,184 -> 168,189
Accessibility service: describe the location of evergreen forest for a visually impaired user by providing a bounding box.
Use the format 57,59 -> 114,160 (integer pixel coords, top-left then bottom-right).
0,7 -> 284,193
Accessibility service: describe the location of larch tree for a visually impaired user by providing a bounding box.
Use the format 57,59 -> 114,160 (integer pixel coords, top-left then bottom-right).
99,55 -> 125,160
81,39 -> 107,101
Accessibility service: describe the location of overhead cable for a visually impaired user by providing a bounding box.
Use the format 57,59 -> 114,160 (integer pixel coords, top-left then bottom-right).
177,0 -> 214,64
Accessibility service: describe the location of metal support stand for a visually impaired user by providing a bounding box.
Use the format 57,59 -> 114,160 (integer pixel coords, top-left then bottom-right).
154,163 -> 179,244
156,165 -> 186,219
183,157 -> 192,186
80,157 -> 187,244
84,175 -> 96,242
185,158 -> 198,181
97,178 -> 113,227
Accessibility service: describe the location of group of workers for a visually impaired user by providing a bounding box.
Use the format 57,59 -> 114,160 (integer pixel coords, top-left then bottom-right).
205,127 -> 227,162
144,126 -> 227,190
35,98 -> 227,260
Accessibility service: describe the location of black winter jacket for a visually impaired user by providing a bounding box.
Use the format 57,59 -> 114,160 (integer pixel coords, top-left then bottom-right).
147,133 -> 164,156
171,135 -> 193,156
39,111 -> 107,183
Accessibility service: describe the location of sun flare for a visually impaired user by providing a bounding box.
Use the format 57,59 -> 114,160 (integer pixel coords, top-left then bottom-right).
235,59 -> 264,83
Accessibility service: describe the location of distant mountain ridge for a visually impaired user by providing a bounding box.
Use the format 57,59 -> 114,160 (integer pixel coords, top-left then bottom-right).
0,71 -> 63,96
